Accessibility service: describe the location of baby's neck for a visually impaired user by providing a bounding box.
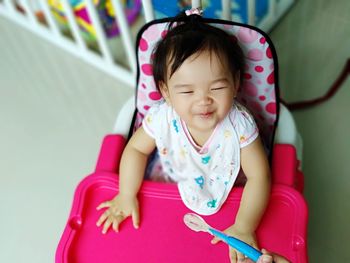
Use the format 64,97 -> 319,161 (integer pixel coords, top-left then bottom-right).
186,126 -> 214,147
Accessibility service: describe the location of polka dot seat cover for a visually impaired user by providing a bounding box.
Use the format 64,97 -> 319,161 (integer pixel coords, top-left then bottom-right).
134,18 -> 279,156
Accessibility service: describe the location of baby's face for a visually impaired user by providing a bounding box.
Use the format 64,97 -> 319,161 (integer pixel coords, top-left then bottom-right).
160,50 -> 238,136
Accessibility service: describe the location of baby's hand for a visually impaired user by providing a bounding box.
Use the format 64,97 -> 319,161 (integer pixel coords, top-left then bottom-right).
96,193 -> 140,234
211,224 -> 258,263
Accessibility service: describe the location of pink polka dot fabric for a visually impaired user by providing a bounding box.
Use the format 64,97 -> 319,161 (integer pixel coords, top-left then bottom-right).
135,20 -> 278,152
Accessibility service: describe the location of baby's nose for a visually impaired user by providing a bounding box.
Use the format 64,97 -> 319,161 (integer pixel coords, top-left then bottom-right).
197,92 -> 212,105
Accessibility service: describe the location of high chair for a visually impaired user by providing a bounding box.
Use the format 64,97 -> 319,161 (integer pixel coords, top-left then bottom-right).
56,13 -> 308,263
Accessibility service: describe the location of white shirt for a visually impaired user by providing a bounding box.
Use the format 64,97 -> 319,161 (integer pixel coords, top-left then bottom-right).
142,101 -> 258,215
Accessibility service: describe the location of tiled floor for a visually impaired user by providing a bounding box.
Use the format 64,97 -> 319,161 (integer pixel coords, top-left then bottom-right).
1,0 -> 350,262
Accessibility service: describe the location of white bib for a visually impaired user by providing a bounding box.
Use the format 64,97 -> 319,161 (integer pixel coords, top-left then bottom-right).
143,102 -> 258,215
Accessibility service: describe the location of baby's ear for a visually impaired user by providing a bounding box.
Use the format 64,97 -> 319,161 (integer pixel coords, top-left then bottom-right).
159,82 -> 171,105
233,71 -> 241,95
234,71 -> 241,89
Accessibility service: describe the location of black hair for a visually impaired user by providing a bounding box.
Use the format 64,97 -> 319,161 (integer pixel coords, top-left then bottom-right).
152,12 -> 245,92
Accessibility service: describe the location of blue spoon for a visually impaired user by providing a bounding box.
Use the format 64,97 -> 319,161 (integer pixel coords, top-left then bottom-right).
183,213 -> 262,262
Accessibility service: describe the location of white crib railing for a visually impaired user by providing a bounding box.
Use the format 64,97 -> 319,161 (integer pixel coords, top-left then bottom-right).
0,0 -> 294,88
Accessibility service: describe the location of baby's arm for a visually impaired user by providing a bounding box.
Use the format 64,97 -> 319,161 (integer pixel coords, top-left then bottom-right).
212,137 -> 270,262
96,127 -> 156,233
234,136 -> 271,236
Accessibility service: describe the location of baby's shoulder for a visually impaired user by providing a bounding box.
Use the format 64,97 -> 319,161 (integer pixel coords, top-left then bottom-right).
229,102 -> 257,128
230,101 -> 252,118
146,100 -> 168,116
145,101 -> 178,125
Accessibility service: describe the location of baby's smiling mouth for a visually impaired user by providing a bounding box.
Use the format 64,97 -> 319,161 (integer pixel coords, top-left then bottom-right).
198,112 -> 213,118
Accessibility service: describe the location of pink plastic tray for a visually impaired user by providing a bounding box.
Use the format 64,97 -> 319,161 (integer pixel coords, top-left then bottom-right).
56,171 -> 308,262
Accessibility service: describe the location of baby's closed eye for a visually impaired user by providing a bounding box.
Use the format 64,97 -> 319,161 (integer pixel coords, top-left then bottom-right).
211,87 -> 227,91
178,90 -> 194,94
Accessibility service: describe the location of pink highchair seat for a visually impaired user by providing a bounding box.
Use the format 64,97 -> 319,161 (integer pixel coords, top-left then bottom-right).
56,135 -> 308,262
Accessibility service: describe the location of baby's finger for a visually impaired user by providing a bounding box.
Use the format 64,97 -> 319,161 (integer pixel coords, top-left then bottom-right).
258,249 -> 274,263
96,210 -> 110,226
96,201 -> 110,210
112,213 -> 127,232
236,251 -> 245,262
211,236 -> 221,244
102,217 -> 113,234
112,218 -> 120,232
257,254 -> 273,263
132,209 -> 140,229
229,249 -> 238,263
